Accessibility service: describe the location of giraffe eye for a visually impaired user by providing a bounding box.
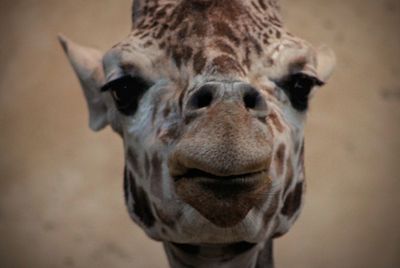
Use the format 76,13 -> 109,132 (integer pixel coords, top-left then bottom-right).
101,75 -> 151,116
277,73 -> 323,111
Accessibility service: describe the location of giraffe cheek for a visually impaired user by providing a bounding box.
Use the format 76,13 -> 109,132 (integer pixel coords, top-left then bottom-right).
273,143 -> 286,177
262,191 -> 281,229
281,181 -> 304,218
124,168 -> 156,228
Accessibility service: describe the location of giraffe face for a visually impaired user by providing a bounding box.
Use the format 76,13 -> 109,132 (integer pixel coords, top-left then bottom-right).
61,0 -> 335,244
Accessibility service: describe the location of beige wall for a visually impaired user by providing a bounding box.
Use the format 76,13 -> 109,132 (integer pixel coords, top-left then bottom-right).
0,0 -> 399,267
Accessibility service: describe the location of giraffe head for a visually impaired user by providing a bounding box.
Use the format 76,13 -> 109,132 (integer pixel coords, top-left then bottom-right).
60,0 -> 335,244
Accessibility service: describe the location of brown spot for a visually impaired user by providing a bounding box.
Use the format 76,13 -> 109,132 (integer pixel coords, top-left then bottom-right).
121,43 -> 133,50
282,181 -> 303,217
192,20 -> 207,36
298,140 -> 305,168
169,5 -> 186,31
143,40 -> 153,48
190,0 -> 213,8
177,21 -> 189,39
126,170 -> 156,227
213,0 -> 245,21
243,45 -> 251,69
284,158 -> 294,193
262,33 -> 270,45
182,46 -> 193,63
246,12 -> 263,31
150,20 -> 159,28
247,35 -> 263,55
154,8 -> 167,20
260,19 -> 270,28
212,55 -> 245,75
243,23 -> 250,36
213,21 -> 241,46
171,46 -> 182,68
251,1 -> 262,13
155,24 -> 168,39
159,42 -> 166,49
163,104 -> 171,118
268,112 -> 284,133
269,13 -> 282,27
214,40 -> 237,57
136,19 -> 145,29
258,0 -> 267,10
147,5 -> 157,16
193,50 -> 207,74
275,144 -> 285,176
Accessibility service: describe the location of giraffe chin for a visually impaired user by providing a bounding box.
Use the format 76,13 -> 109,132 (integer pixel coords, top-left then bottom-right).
175,172 -> 271,228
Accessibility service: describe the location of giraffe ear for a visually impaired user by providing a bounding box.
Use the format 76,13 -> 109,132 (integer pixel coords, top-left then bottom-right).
58,34 -> 108,131
314,45 -> 336,83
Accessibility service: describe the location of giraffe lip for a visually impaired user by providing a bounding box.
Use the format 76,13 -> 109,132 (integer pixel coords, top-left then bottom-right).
173,170 -> 271,227
174,168 -> 268,184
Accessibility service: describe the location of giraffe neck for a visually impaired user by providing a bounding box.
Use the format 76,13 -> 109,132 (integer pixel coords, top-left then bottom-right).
163,240 -> 274,268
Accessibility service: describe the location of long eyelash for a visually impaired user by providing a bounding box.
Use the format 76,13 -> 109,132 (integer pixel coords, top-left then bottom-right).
312,76 -> 324,87
277,73 -> 324,88
100,75 -> 132,92
275,73 -> 324,111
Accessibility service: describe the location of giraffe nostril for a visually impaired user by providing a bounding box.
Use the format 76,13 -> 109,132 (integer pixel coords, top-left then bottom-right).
187,84 -> 215,110
242,86 -> 267,111
243,90 -> 258,109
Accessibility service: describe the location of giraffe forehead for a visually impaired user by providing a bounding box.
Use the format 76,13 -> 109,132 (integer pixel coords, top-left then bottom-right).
127,0 -> 286,76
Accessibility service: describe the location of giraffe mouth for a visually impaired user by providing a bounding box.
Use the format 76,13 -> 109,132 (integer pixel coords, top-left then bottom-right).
173,169 -> 271,227
173,169 -> 270,197
174,168 -> 268,184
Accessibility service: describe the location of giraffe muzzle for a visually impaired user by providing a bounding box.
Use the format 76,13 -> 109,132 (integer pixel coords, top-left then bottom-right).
168,83 -> 273,227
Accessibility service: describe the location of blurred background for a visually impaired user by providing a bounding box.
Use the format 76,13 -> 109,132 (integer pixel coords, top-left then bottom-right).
0,0 -> 399,267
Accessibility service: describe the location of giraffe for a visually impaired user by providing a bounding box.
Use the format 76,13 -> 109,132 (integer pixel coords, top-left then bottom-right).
59,0 -> 335,267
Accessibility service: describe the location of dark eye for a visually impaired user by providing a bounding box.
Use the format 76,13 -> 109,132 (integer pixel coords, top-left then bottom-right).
101,75 -> 151,115
277,73 -> 323,111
